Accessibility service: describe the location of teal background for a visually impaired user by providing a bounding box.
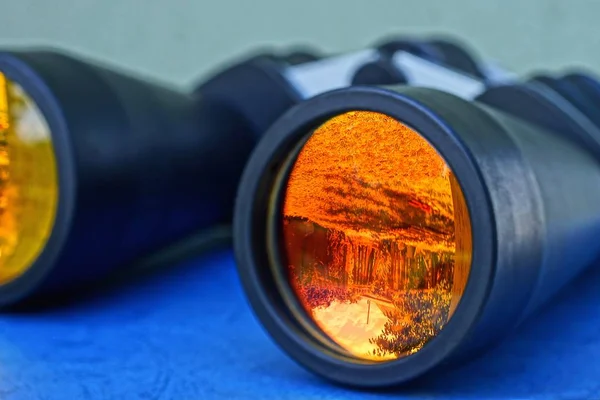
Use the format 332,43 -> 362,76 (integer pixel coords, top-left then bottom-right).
1,0 -> 599,86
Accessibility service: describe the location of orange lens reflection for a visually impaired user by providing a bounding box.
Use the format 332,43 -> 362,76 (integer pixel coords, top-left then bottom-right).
0,72 -> 58,284
281,111 -> 472,361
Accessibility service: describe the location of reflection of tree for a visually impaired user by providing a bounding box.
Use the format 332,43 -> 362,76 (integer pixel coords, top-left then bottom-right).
369,285 -> 452,358
286,216 -> 454,306
285,215 -> 456,292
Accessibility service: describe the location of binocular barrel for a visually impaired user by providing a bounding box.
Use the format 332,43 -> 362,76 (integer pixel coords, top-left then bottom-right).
0,49 -> 254,305
233,85 -> 600,387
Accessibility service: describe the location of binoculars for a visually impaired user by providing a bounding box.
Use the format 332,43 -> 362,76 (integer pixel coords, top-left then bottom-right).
1,35 -> 599,388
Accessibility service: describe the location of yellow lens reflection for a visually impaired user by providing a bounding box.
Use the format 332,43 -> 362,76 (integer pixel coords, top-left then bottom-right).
0,71 -> 58,284
281,111 -> 472,361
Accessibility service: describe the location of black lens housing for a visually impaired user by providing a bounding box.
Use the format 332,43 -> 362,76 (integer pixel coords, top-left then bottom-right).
194,53 -> 305,138
234,85 -> 600,387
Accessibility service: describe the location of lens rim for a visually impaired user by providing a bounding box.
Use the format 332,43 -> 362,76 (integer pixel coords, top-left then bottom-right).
234,85 -> 496,387
0,52 -> 75,305
265,132 -> 358,359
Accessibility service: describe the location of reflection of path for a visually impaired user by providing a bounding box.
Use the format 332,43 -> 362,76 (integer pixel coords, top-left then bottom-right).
361,293 -> 395,316
312,298 -> 388,358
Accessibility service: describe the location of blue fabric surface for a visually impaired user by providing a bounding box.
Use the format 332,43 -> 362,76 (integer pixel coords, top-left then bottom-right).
0,248 -> 598,400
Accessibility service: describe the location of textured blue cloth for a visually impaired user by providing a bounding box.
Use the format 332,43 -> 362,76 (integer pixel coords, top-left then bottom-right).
0,248 -> 598,399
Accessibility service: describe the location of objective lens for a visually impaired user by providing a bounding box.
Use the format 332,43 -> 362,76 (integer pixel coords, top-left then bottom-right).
274,110 -> 472,361
0,72 -> 57,284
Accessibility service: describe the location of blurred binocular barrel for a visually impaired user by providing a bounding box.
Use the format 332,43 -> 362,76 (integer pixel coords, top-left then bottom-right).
233,68 -> 600,386
197,35 -> 516,136
0,48 -> 263,307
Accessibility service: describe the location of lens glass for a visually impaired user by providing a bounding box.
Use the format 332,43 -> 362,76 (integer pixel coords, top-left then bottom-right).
280,111 -> 472,361
0,71 -> 58,284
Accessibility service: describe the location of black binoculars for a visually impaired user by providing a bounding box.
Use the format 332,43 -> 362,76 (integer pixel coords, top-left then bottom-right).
1,35 -> 599,388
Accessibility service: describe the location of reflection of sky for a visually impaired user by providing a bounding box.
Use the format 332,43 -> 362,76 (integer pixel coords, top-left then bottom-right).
312,298 -> 388,358
13,102 -> 51,143
5,82 -> 52,144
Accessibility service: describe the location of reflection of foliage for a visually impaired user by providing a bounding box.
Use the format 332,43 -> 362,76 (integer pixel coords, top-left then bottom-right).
295,284 -> 360,310
283,111 -> 456,252
370,279 -> 387,296
322,173 -> 455,248
369,284 -> 452,358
